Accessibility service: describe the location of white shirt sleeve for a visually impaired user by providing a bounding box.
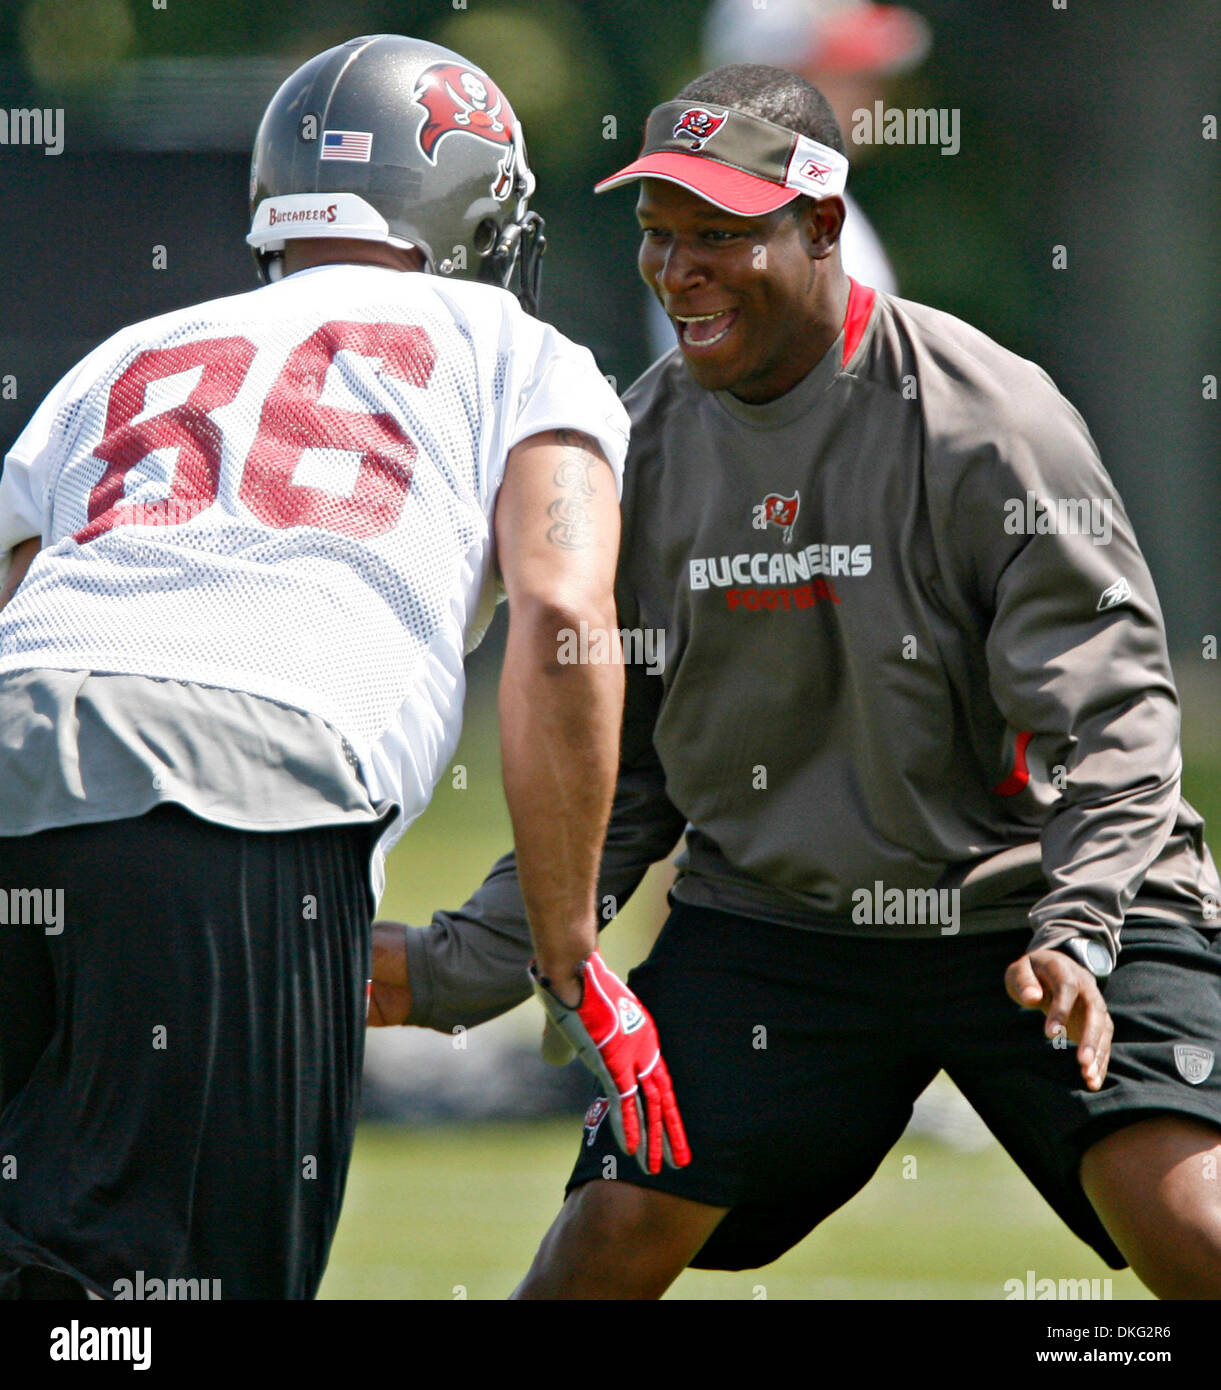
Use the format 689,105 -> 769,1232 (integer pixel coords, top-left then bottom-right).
505,320 -> 630,496
0,339 -> 115,553
0,385 -> 68,552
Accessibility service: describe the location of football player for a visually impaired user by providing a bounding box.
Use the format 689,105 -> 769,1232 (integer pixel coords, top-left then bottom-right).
0,33 -> 686,1300
370,64 -> 1221,1299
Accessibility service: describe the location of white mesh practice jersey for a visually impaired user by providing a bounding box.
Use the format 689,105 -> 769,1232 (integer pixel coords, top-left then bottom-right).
0,264 -> 629,890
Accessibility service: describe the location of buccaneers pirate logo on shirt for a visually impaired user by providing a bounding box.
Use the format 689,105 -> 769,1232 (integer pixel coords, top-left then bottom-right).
753,490 -> 800,544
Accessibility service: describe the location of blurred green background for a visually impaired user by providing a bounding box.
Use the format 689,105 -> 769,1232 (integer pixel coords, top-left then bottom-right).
1,0 -> 1215,641
0,0 -> 1215,1298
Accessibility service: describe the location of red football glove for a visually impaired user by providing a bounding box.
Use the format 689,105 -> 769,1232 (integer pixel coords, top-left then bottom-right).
530,950 -> 691,1174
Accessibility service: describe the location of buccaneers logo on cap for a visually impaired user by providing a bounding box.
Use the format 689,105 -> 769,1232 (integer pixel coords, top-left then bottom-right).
672,106 -> 728,151
412,61 -> 517,197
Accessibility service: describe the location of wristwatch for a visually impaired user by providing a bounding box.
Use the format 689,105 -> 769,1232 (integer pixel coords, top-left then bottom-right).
1055,936 -> 1114,979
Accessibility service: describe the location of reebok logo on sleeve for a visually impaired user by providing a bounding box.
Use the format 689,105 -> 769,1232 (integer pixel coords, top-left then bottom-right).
1097,577 -> 1131,611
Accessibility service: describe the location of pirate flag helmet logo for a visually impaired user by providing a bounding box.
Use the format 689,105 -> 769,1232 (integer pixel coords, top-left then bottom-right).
413,60 -> 518,199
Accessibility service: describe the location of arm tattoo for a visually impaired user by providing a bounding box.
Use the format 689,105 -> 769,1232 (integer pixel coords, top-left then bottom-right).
546,429 -> 605,550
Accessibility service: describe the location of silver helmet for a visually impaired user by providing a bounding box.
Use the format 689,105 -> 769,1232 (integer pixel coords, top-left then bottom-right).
246,34 -> 545,312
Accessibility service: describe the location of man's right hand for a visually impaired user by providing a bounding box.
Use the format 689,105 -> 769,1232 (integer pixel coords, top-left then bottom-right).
368,921 -> 413,1026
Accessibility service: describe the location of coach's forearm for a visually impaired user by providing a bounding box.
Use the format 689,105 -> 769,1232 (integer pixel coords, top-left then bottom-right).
500,597 -> 623,1005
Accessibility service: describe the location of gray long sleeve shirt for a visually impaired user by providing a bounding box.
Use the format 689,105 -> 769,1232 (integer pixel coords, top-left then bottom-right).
406,286 -> 1219,1030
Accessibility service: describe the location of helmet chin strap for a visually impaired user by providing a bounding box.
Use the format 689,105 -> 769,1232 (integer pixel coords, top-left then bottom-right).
517,213 -> 546,317
490,211 -> 546,316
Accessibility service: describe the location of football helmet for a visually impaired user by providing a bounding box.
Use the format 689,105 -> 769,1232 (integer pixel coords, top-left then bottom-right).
247,34 -> 545,312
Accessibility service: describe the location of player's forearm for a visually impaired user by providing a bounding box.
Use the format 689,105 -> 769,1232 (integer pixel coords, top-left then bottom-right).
401,747 -> 684,1032
500,596 -> 623,1002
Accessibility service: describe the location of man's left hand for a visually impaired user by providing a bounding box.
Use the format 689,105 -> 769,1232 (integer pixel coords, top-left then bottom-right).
1005,947 -> 1113,1091
531,950 -> 691,1174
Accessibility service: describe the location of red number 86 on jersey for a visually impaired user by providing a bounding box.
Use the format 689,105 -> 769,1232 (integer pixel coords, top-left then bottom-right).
75,320 -> 436,545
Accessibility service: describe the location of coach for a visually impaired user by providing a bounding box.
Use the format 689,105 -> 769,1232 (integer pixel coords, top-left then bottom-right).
371,64 -> 1221,1299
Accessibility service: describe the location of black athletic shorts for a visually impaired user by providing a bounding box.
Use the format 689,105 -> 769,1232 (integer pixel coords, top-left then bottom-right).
0,804 -> 375,1300
567,902 -> 1221,1271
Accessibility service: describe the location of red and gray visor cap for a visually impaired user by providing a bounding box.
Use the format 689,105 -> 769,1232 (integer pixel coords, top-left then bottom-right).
594,100 -> 848,216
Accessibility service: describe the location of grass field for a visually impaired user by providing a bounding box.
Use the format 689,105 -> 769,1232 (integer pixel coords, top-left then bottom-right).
320,1122 -> 1152,1300
335,648 -> 1218,1301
